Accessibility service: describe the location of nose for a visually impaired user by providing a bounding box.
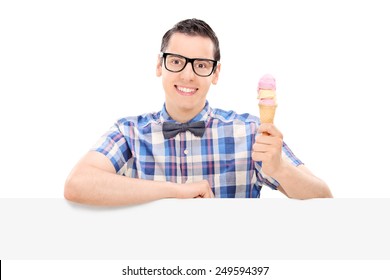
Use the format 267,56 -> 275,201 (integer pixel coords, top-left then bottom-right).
179,61 -> 195,80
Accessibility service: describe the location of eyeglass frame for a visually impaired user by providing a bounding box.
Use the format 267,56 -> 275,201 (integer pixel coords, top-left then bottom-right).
160,52 -> 220,77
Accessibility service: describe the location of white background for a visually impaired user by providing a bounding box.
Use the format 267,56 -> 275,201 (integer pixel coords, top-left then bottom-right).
1,0 -> 390,198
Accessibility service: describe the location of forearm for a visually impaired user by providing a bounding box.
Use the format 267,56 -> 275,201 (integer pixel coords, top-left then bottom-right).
272,160 -> 332,199
64,166 -> 178,206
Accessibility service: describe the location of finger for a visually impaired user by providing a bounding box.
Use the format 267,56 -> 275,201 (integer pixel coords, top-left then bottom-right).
253,141 -> 283,159
251,150 -> 268,162
255,134 -> 274,145
252,143 -> 271,152
258,123 -> 283,139
209,188 -> 215,198
202,188 -> 213,198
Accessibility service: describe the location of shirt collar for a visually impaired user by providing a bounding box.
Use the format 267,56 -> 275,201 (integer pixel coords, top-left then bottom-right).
160,101 -> 211,124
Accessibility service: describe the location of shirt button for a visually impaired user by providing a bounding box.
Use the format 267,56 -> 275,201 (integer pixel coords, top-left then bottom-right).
184,149 -> 189,155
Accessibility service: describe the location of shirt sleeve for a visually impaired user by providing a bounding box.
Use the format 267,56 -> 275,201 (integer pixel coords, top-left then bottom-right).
256,141 -> 303,190
91,122 -> 132,173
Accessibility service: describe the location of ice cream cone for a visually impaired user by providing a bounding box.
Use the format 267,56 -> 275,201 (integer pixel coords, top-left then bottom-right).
259,104 -> 277,124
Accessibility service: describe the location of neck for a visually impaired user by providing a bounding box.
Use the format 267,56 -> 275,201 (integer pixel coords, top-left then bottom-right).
167,109 -> 199,123
165,103 -> 205,123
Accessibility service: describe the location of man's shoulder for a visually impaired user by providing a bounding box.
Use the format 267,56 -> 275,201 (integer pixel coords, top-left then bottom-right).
116,111 -> 161,128
211,107 -> 259,125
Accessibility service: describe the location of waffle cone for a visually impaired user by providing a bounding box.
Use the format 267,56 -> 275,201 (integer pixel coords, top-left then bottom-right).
259,104 -> 277,124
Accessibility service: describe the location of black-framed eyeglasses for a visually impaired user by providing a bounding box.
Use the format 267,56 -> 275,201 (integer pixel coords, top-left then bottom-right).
160,52 -> 219,77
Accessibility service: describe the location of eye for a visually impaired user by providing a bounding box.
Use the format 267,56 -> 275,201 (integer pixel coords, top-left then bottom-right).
168,55 -> 185,65
195,60 -> 212,69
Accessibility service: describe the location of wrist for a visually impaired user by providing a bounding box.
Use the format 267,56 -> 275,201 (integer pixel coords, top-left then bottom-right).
270,159 -> 290,180
165,181 -> 181,198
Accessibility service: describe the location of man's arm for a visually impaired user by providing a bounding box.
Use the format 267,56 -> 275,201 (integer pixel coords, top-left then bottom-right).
252,124 -> 332,199
274,162 -> 331,199
64,151 -> 213,206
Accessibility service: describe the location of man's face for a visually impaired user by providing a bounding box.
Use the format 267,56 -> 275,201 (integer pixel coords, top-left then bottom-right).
156,33 -> 220,122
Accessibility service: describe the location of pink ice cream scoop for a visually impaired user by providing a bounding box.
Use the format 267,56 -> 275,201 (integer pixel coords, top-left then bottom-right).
259,98 -> 276,105
258,74 -> 276,91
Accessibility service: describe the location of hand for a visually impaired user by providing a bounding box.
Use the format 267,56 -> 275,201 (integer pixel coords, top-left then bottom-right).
177,180 -> 214,199
252,123 -> 284,176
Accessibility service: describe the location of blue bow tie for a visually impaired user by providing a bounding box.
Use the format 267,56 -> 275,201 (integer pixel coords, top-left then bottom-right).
162,121 -> 205,139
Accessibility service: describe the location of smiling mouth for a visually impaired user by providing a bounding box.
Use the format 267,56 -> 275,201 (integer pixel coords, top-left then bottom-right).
175,85 -> 197,96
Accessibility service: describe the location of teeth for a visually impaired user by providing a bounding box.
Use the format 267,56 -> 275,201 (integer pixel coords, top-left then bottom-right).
177,86 -> 195,93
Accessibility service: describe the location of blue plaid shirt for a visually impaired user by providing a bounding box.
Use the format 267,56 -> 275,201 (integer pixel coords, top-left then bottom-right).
93,101 -> 302,198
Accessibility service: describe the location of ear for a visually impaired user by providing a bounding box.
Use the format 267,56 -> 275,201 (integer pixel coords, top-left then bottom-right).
211,63 -> 221,85
156,54 -> 163,77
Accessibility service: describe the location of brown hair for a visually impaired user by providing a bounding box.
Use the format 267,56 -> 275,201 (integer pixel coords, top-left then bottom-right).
160,18 -> 220,61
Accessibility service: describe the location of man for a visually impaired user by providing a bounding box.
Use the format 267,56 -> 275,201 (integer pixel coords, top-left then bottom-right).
64,18 -> 332,205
